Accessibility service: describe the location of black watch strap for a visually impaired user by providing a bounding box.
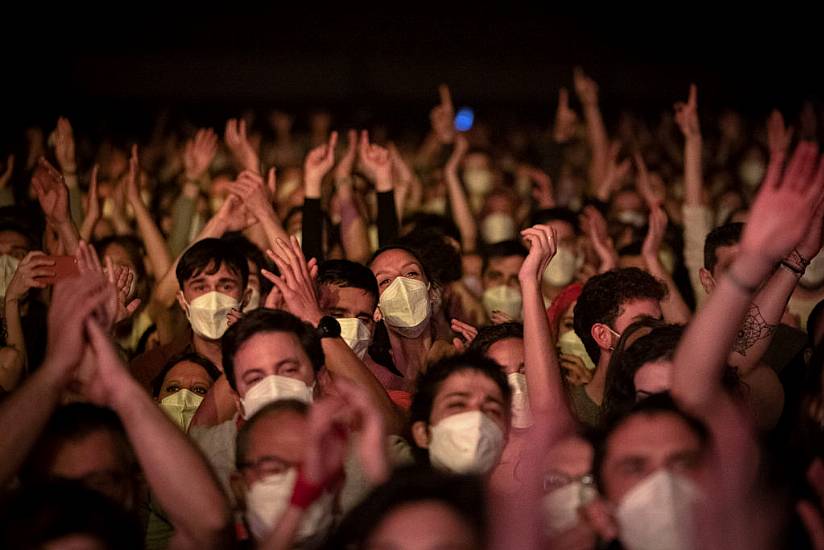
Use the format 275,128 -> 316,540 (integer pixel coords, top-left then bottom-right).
317,316 -> 341,339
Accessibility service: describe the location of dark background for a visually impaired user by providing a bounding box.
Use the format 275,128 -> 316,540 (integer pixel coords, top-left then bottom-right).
4,12 -> 823,137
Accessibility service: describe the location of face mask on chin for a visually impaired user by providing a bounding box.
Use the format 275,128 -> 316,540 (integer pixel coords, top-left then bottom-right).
615,469 -> 702,550
378,277 -> 431,338
240,374 -> 314,419
427,410 -> 505,475
337,317 -> 372,360
159,389 -> 204,431
183,291 -> 239,340
482,285 -> 523,321
245,469 -> 334,543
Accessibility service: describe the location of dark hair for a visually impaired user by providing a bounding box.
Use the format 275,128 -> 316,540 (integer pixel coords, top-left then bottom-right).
573,267 -> 667,365
397,227 -> 463,284
317,259 -> 379,306
324,466 -> 486,550
369,244 -> 438,287
222,232 -> 277,297
703,222 -> 743,273
94,235 -> 150,304
150,352 -> 222,398
409,352 -> 512,461
235,400 -> 309,470
592,393 -> 709,494
221,308 -> 324,391
20,403 -> 135,485
481,240 -> 528,275
530,207 -> 580,235
469,322 -> 524,355
617,240 -> 644,257
0,480 -> 143,550
401,213 -> 462,244
175,238 -> 249,291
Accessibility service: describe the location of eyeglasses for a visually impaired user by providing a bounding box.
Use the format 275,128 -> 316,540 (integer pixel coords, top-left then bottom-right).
237,455 -> 299,478
542,472 -> 594,494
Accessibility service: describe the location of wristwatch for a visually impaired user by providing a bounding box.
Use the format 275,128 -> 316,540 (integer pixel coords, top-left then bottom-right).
316,316 -> 341,339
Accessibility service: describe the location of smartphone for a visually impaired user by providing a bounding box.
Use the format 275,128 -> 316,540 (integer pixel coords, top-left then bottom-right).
38,255 -> 80,284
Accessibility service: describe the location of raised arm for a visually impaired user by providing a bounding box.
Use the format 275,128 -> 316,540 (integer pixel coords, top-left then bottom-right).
335,130 -> 371,263
415,84 -> 455,168
573,68 -> 610,192
233,168 -> 291,250
32,158 -> 80,255
358,131 -> 398,246
444,134 -> 479,253
225,118 -> 261,174
302,131 -> 338,262
52,117 -> 85,226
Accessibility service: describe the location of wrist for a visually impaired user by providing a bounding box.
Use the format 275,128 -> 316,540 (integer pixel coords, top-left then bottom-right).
375,175 -> 393,193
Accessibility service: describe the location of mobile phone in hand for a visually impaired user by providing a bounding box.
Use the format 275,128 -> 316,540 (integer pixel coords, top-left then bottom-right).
38,256 -> 79,284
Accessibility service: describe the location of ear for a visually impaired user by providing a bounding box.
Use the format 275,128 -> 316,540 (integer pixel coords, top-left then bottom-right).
699,267 -> 715,295
231,389 -> 244,418
373,306 -> 383,323
581,496 -> 619,543
591,323 -> 614,353
176,290 -> 188,314
240,286 -> 252,309
229,472 -> 248,511
411,420 -> 431,449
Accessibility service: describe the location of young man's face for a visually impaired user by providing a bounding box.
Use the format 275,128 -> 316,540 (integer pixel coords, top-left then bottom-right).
0,230 -> 31,260
484,337 -> 524,375
179,261 -> 245,304
599,412 -> 705,504
700,243 -> 740,295
482,255 -> 524,290
232,331 -> 316,399
318,283 -> 376,333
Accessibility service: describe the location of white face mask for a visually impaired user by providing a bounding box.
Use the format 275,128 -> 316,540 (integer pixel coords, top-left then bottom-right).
615,469 -> 701,550
543,478 -> 597,534
240,374 -> 314,419
422,196 -> 447,216
463,167 -> 494,196
557,330 -> 596,371
801,247 -> 824,289
245,469 -> 334,542
482,285 -> 523,321
507,372 -> 533,429
738,158 -> 766,190
338,317 -> 371,360
0,254 -> 20,298
480,213 -> 517,244
428,410 -> 505,475
159,389 -> 203,432
209,196 -> 225,215
183,291 -> 239,340
378,277 -> 431,338
543,247 -> 579,287
616,210 -> 647,228
291,232 -> 303,249
243,287 -> 260,313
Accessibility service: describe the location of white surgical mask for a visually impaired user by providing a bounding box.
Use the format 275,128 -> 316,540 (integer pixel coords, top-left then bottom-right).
480,213 -> 517,244
543,478 -> 597,534
338,317 -> 371,360
738,159 -> 766,190
616,210 -> 647,228
422,196 -> 447,216
507,372 -> 533,429
463,168 -> 494,196
245,469 -> 334,542
801,247 -> 824,289
428,410 -> 505,475
378,277 -> 431,338
183,291 -> 239,340
159,389 -> 203,432
243,287 -> 261,313
482,285 -> 523,321
0,255 -> 20,298
543,248 -> 579,287
209,196 -> 225,215
557,330 -> 596,371
615,469 -> 701,550
241,374 -> 314,419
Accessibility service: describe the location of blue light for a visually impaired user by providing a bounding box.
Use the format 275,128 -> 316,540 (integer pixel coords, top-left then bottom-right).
454,108 -> 474,132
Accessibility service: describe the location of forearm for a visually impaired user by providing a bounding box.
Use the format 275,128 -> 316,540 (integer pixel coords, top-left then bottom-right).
64,174 -> 85,227
683,137 -> 704,206
168,184 -> 199,257
444,168 -> 478,253
3,298 -> 27,369
645,258 -> 692,324
132,200 -> 173,280
583,104 -> 609,186
53,221 -> 80,255
682,204 -> 713,308
113,379 -> 231,545
0,347 -> 23,392
338,186 -> 371,264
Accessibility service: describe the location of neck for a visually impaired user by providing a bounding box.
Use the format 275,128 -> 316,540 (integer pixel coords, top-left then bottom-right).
388,323 -> 433,381
585,353 -> 611,406
193,334 -> 223,371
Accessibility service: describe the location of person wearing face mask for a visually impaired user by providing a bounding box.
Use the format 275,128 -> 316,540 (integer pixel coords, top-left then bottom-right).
409,352 -> 511,476
531,208 -> 584,304
130,238 -> 250,390
480,240 -> 527,323
151,352 -> 222,432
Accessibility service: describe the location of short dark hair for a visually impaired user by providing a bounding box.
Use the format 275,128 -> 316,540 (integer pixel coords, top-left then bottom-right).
481,240 -> 528,275
469,322 -> 524,355
530,207 -> 580,235
235,400 -> 309,470
703,222 -> 743,273
20,404 -> 135,484
573,268 -> 667,364
592,393 -> 709,494
397,227 -> 463,284
222,232 -> 277,297
175,238 -> 249,291
400,213 -> 462,244
325,466 -> 486,549
150,352 -> 222,398
221,308 -> 324,391
410,352 -> 512,455
317,259 -> 379,306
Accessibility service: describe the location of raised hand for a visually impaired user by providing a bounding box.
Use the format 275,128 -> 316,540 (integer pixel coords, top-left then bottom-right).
215,194 -> 258,233
388,142 -> 415,186
642,205 -> 668,266
740,142 -> 824,264
301,395 -> 350,489
594,142 -> 631,201
32,158 -> 71,226
53,117 -> 77,174
105,255 -> 141,323
4,251 -> 55,303
334,129 -> 358,182
767,110 -> 794,160
519,224 -> 558,285
559,353 -> 593,385
232,169 -> 275,221
77,313 -> 133,408
357,130 -> 392,190
520,165 -> 555,209
450,318 -> 478,352
430,84 -> 456,144
674,84 -> 701,140
553,87 -> 579,143
633,152 -> 664,208
183,128 -> 218,181
304,131 -> 339,192
224,119 -> 260,174
445,133 -> 469,173
262,237 -> 323,325
581,206 -> 617,273
0,154 -> 14,190
573,67 -> 599,108
125,145 -> 143,206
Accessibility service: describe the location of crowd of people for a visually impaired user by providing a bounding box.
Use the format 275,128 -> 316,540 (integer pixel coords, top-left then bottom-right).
0,67 -> 823,549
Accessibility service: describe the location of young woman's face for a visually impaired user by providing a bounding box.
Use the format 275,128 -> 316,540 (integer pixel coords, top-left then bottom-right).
370,249 -> 428,295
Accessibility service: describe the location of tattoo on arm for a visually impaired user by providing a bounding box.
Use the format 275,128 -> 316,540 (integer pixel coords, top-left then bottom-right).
733,303 -> 777,356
